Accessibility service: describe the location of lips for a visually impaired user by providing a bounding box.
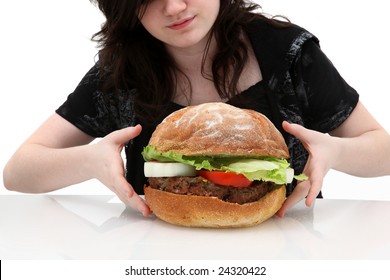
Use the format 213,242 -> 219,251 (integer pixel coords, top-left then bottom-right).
168,16 -> 195,30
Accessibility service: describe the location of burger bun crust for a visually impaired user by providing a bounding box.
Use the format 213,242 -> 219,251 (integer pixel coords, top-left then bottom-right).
148,102 -> 289,159
144,185 -> 286,228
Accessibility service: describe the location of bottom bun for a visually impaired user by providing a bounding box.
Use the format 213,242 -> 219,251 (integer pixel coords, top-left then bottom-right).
144,185 -> 286,228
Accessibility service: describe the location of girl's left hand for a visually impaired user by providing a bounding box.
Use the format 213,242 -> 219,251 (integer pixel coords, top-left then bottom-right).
276,121 -> 340,217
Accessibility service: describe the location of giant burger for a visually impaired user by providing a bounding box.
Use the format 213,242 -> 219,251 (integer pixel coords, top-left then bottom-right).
142,102 -> 304,228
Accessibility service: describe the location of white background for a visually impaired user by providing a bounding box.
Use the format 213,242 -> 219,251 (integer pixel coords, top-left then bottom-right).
1,0 -> 389,200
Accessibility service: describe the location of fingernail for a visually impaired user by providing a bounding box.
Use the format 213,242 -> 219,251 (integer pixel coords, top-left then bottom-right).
276,210 -> 284,218
141,210 -> 149,217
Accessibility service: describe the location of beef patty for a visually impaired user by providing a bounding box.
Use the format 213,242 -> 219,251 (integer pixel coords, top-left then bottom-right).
147,176 -> 281,204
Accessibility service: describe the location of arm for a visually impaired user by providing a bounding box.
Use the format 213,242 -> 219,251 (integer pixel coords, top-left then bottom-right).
3,113 -> 151,216
4,113 -> 95,192
276,101 -> 390,216
329,102 -> 390,176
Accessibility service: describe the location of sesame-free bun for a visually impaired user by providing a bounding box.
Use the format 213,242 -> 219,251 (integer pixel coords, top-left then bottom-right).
144,185 -> 286,228
145,102 -> 289,228
148,102 -> 289,159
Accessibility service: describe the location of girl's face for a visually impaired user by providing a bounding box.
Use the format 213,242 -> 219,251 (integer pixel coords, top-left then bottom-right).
139,0 -> 220,49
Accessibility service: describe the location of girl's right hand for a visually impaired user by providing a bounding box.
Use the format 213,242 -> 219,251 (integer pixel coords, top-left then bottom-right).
93,125 -> 152,216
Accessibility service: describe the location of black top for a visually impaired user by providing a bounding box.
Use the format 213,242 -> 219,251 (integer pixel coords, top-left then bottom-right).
56,19 -> 359,196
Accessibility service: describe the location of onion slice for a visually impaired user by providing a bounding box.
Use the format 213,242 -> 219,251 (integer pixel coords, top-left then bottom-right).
144,162 -> 196,177
286,168 -> 294,183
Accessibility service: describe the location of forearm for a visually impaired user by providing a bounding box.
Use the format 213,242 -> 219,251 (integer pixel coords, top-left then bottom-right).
332,130 -> 390,177
3,143 -> 97,193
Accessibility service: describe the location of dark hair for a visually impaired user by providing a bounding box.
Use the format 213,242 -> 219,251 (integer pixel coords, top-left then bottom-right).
89,0 -> 272,123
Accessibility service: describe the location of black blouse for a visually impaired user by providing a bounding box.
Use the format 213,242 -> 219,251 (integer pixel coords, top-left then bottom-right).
56,19 -> 359,196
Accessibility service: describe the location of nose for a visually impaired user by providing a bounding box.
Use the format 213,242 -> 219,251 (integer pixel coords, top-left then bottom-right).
163,0 -> 187,16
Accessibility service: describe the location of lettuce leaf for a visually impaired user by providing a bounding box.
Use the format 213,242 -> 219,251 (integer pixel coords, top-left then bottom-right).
221,159 -> 292,185
142,145 -> 307,184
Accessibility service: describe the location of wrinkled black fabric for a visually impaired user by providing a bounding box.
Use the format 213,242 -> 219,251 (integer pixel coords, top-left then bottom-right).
56,19 -> 358,195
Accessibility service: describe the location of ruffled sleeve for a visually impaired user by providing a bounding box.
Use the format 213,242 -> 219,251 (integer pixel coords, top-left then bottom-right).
290,39 -> 359,132
55,63 -> 136,137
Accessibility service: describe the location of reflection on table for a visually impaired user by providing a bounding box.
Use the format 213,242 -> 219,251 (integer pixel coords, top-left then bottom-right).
1,195 -> 389,259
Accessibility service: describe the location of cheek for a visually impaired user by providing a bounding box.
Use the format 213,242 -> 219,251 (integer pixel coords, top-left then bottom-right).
140,20 -> 160,40
210,3 -> 220,24
139,10 -> 159,35
139,18 -> 152,33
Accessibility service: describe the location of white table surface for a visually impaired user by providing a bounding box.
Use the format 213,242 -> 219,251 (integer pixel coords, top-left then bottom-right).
1,194 -> 389,260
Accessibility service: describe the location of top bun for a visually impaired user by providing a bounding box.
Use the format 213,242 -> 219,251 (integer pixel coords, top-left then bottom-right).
149,102 -> 289,159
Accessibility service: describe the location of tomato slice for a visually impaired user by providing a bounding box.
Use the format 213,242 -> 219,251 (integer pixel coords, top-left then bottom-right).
197,170 -> 252,188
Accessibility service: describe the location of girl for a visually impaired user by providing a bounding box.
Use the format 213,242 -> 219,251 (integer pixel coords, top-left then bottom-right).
4,0 -> 390,217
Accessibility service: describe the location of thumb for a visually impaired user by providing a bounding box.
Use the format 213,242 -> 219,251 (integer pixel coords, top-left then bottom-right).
108,124 -> 142,145
282,121 -> 316,149
282,121 -> 306,139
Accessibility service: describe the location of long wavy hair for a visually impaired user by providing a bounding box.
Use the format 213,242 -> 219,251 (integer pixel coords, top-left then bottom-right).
89,0 -> 273,124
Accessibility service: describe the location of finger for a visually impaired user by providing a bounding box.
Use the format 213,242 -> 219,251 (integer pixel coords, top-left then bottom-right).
115,176 -> 152,217
282,121 -> 311,142
282,121 -> 302,136
126,192 -> 153,217
304,173 -> 324,208
109,125 -> 142,146
276,180 -> 311,217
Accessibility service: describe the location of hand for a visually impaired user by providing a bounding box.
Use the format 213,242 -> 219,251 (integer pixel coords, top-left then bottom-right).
276,121 -> 338,217
94,125 -> 152,216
